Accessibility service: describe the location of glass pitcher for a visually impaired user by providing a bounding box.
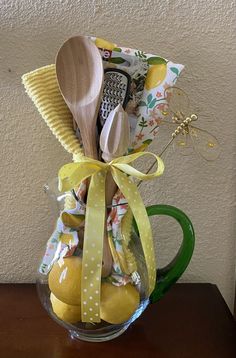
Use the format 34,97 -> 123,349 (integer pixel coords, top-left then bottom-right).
36,180 -> 194,342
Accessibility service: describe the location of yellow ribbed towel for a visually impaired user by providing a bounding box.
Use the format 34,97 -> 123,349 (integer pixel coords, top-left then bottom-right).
22,64 -> 83,156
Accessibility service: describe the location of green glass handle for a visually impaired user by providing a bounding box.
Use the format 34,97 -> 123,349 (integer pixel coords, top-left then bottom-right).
135,204 -> 195,303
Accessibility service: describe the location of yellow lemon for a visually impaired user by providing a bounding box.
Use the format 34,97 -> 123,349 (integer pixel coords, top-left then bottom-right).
100,283 -> 140,324
59,233 -> 75,246
50,293 -> 81,324
61,212 -> 84,229
48,256 -> 82,305
145,64 -> 167,90
95,37 -> 116,50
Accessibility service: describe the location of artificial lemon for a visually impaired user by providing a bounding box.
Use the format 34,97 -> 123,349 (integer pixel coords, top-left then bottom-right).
61,212 -> 84,229
48,256 -> 82,305
59,233 -> 75,246
50,293 -> 81,324
145,64 -> 167,90
100,283 -> 140,324
95,37 -> 116,50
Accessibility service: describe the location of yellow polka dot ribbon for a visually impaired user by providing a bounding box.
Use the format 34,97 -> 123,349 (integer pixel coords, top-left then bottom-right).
58,152 -> 164,323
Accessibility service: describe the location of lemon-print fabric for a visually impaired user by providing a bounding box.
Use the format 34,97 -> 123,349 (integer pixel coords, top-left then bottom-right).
92,37 -> 184,151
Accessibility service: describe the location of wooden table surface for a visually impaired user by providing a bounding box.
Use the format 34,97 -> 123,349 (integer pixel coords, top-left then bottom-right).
0,283 -> 235,358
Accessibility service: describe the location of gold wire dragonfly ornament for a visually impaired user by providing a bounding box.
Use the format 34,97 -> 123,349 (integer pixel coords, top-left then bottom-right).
155,87 -> 220,161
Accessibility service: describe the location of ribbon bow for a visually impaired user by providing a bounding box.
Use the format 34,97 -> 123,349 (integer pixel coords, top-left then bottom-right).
58,152 -> 164,323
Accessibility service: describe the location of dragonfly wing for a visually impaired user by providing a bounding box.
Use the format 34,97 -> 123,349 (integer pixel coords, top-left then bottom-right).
173,130 -> 194,156
156,120 -> 194,157
189,126 -> 220,161
164,87 -> 190,120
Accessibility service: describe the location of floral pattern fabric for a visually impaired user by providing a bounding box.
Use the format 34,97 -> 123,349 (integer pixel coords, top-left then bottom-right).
91,37 -> 184,152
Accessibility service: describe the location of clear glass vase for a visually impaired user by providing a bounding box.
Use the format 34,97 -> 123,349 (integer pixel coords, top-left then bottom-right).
36,178 -> 195,342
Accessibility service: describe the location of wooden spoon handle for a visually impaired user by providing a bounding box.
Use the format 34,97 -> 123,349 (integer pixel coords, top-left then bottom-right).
102,223 -> 113,277
101,172 -> 118,277
105,172 -> 118,206
74,100 -> 99,160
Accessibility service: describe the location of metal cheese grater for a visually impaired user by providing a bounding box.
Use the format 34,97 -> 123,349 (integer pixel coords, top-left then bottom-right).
98,68 -> 131,130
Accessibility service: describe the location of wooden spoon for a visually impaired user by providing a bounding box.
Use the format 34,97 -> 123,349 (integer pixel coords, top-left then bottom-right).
56,35 -> 103,159
56,36 -> 112,277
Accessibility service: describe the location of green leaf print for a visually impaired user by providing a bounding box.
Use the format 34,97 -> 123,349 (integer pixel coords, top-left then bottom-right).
147,94 -> 153,104
139,116 -> 148,129
113,47 -> 122,52
108,57 -> 126,64
143,139 -> 152,145
139,94 -> 164,113
170,67 -> 179,75
149,98 -> 158,108
147,57 -> 167,65
134,50 -> 148,60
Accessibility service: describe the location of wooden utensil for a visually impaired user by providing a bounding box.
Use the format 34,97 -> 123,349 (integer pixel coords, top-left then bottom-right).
100,104 -> 130,204
56,36 -> 103,159
100,104 -> 130,162
56,36 -> 112,277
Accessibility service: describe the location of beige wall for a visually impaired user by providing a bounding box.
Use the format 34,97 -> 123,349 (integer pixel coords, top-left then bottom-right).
1,0 -> 236,310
